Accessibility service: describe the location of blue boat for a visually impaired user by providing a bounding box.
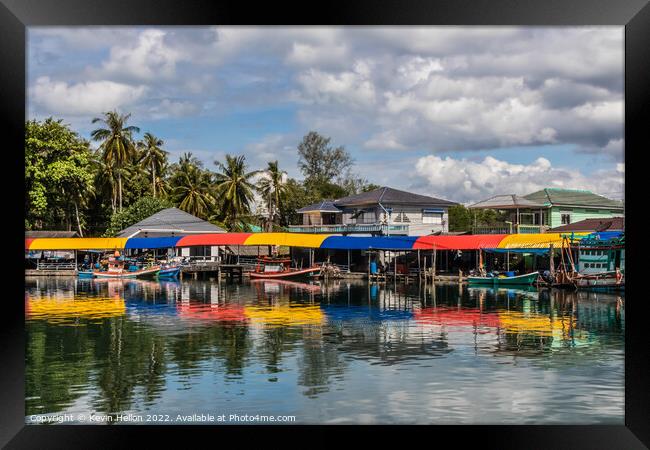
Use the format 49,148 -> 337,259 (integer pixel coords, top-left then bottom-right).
157,265 -> 181,279
77,270 -> 95,278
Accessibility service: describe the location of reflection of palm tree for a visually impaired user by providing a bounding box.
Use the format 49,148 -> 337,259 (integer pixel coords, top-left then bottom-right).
91,111 -> 140,211
257,160 -> 287,231
214,154 -> 260,230
138,132 -> 168,198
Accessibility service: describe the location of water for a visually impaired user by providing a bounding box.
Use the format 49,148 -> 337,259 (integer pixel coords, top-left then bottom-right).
24,277 -> 625,425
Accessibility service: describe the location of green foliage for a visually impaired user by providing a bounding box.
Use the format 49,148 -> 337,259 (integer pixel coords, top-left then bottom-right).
213,154 -> 260,230
448,204 -> 509,232
25,118 -> 95,232
297,131 -> 353,185
104,196 -> 173,237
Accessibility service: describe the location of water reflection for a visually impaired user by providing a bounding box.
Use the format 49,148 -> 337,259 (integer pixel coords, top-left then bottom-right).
25,277 -> 624,424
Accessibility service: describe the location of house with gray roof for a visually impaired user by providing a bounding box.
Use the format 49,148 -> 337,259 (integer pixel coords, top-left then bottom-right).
288,186 -> 457,236
469,188 -> 624,233
117,207 -> 225,238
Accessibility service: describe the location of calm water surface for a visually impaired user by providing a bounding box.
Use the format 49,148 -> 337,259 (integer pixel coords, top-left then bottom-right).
25,277 -> 624,424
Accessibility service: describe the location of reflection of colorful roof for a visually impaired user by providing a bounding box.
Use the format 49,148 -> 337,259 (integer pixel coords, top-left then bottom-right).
25,232 -> 593,251
321,305 -> 413,321
26,296 -> 125,323
244,304 -> 324,326
177,303 -> 247,322
414,307 -> 501,328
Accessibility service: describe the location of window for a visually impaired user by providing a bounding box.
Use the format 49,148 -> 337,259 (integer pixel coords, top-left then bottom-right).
561,213 -> 571,225
423,211 -> 443,224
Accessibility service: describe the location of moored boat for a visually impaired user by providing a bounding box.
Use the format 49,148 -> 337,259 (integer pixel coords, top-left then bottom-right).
570,232 -> 624,291
158,265 -> 181,279
467,272 -> 540,286
249,256 -> 321,280
93,253 -> 160,279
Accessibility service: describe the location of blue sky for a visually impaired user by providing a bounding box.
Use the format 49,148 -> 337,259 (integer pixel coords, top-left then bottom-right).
27,26 -> 624,204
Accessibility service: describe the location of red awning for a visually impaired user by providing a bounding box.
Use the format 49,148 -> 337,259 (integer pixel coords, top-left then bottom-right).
175,233 -> 252,247
413,234 -> 507,250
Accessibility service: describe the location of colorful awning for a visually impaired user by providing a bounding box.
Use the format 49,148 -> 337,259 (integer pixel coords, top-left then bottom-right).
25,232 -> 597,251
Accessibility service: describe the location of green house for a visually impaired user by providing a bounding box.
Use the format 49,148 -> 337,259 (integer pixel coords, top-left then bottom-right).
523,188 -> 624,229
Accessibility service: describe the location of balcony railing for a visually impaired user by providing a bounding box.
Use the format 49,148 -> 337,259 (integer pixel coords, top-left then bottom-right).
286,223 -> 409,234
471,224 -> 548,234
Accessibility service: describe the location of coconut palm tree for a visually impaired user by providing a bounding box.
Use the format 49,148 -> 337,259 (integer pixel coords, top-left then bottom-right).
257,160 -> 287,231
138,132 -> 168,198
214,154 -> 260,231
172,163 -> 215,219
90,111 -> 140,211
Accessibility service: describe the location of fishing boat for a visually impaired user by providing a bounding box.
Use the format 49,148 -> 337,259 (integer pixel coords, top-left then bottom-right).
158,264 -> 181,279
249,256 -> 321,280
93,253 -> 160,279
77,270 -> 95,278
571,232 -> 624,291
467,272 -> 540,286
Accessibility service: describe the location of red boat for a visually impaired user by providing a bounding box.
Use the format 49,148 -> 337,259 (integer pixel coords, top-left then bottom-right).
249,256 -> 321,280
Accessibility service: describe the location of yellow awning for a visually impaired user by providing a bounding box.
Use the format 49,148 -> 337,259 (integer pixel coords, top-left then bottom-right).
243,232 -> 330,248
496,233 -> 590,249
28,238 -> 128,250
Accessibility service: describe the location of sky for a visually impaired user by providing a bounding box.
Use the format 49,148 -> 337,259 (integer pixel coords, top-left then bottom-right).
27,26 -> 625,204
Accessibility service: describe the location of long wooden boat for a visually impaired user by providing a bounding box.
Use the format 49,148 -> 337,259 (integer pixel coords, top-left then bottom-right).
157,265 -> 181,279
467,272 -> 539,286
95,265 -> 161,279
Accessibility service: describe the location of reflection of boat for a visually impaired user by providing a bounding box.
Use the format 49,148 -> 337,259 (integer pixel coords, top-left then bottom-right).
94,255 -> 160,279
249,279 -> 322,293
177,302 -> 247,322
414,307 -> 501,328
467,272 -> 539,286
249,257 -> 320,280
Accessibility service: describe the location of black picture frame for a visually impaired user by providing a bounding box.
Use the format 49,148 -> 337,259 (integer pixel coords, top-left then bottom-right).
1,0 -> 648,447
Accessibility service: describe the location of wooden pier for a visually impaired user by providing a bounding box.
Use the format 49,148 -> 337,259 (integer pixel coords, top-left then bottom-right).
181,262 -> 244,281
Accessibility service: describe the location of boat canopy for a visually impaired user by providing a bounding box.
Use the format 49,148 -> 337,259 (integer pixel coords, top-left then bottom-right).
25,232 -> 594,251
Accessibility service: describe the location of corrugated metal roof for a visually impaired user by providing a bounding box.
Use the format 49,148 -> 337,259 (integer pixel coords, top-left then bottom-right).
550,217 -> 624,232
296,200 -> 341,213
334,186 -> 456,207
524,188 -> 624,209
117,208 -> 225,237
25,231 -> 79,238
468,194 -> 544,209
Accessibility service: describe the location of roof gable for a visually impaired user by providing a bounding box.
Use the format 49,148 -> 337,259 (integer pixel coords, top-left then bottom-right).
524,188 -> 623,208
334,186 -> 456,207
117,207 -> 225,237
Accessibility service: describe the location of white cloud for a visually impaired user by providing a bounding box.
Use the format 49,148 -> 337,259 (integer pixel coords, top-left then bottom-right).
96,29 -> 183,82
414,154 -> 624,203
31,76 -> 148,116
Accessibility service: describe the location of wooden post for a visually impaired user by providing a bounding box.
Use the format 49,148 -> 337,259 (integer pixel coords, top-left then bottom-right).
417,249 -> 421,278
347,249 -> 351,273
506,251 -> 510,271
394,251 -> 397,281
433,248 -> 437,281
549,244 -> 555,277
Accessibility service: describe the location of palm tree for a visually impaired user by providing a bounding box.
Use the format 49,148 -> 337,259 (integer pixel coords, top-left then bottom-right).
172,163 -> 215,219
257,160 -> 287,231
138,132 -> 168,198
92,153 -> 119,213
90,111 -> 140,211
214,154 -> 260,230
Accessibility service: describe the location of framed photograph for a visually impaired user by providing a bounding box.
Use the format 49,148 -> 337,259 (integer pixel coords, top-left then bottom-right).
2,0 -> 648,447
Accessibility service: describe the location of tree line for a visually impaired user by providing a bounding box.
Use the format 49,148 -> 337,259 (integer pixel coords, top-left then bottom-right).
25,112 -> 379,237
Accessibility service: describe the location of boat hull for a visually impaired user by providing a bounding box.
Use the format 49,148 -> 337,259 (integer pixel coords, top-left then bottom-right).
77,271 -> 95,279
158,267 -> 181,279
249,266 -> 321,280
94,266 -> 161,279
467,272 -> 539,286
574,272 -> 624,291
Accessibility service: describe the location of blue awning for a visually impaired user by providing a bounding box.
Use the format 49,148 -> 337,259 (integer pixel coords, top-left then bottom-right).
124,237 -> 182,249
321,236 -> 419,250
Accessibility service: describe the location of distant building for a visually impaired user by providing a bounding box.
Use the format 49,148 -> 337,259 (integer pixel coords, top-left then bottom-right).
469,188 -> 624,234
288,186 -> 457,236
117,207 -> 226,260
